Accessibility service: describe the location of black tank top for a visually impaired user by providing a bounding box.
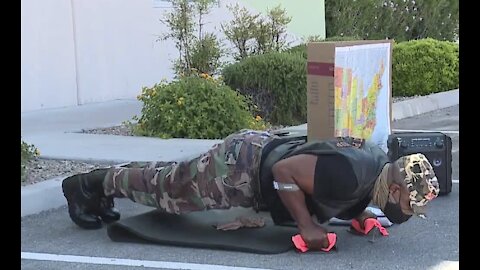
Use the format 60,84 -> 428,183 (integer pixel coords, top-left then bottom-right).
260,136 -> 389,224
313,153 -> 374,222
315,154 -> 357,201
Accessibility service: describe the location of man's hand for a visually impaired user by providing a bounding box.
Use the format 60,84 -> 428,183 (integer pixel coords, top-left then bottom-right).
353,209 -> 377,230
271,154 -> 333,250
299,222 -> 329,250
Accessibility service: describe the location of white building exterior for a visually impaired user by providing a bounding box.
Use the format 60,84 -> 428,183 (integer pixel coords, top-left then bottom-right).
21,0 -> 325,112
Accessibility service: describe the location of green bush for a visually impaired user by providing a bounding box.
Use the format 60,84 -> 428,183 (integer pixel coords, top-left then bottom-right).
21,140 -> 38,181
392,38 -> 459,96
285,44 -> 306,57
325,0 -> 459,42
160,0 -> 223,76
222,52 -> 307,126
134,75 -> 268,139
189,33 -> 223,75
322,36 -> 363,42
282,38 -> 459,97
221,4 -> 292,60
285,36 -> 362,58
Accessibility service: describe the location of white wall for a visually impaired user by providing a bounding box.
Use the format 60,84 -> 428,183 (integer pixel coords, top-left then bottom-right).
21,0 -> 228,112
21,0 -> 315,112
72,0 -> 176,105
21,0 -> 78,111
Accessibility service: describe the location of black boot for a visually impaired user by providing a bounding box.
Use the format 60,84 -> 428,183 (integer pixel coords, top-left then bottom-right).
98,196 -> 120,223
62,168 -> 120,229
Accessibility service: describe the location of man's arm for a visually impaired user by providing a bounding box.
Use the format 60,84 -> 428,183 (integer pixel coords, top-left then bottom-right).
354,209 -> 377,229
271,154 -> 329,250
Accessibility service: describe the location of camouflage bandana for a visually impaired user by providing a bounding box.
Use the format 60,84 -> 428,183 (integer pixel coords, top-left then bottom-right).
396,153 -> 440,218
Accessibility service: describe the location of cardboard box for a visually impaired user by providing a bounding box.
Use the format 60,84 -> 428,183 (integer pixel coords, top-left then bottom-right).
306,40 -> 393,152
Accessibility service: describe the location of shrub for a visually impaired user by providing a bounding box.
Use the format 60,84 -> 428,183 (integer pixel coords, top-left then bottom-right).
221,4 -> 292,60
392,38 -> 458,96
134,75 -> 268,139
322,36 -> 363,42
222,52 -> 307,126
21,140 -> 39,181
286,36 -> 362,58
159,0 -> 222,76
325,0 -> 459,42
285,44 -> 306,57
282,38 -> 459,97
190,33 -> 223,75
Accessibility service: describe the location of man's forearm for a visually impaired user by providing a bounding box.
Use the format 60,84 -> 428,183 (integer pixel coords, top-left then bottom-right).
270,155 -> 330,250
272,166 -> 315,229
276,189 -> 316,229
353,209 -> 376,228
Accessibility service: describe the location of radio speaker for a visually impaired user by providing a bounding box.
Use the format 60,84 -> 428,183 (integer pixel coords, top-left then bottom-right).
387,132 -> 452,195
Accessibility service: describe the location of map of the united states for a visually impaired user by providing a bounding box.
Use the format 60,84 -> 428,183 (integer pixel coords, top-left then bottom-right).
334,60 -> 385,139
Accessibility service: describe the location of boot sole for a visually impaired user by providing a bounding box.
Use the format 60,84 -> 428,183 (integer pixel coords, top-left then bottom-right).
62,176 -> 103,230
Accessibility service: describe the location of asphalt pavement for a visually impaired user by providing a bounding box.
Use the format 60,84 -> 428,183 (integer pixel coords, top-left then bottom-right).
21,105 -> 459,270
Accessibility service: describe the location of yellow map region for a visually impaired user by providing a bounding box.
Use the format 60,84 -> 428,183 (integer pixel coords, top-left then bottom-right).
334,61 -> 385,139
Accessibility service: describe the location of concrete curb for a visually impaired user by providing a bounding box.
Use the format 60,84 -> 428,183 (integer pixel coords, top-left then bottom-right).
21,176 -> 65,217
39,156 -> 129,166
392,89 -> 459,120
21,89 -> 459,217
278,89 -> 460,132
21,161 -> 129,218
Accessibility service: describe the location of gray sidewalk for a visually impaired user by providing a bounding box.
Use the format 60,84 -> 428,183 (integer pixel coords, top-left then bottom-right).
21,89 -> 459,163
21,99 -> 143,135
21,89 -> 459,216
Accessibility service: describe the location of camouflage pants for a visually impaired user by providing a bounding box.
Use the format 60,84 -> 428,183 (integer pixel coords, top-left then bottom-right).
103,130 -> 275,214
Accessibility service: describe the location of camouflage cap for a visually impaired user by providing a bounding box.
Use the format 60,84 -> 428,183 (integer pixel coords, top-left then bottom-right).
396,153 -> 440,218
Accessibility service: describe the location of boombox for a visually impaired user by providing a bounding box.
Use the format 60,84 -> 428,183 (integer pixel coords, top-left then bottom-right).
387,132 -> 452,195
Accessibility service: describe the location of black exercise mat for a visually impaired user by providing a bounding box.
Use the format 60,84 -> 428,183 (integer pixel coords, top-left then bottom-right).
106,209 -> 298,254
